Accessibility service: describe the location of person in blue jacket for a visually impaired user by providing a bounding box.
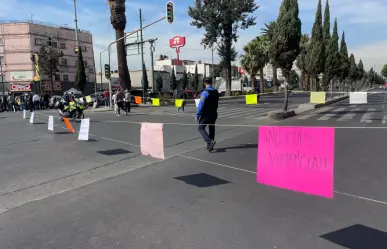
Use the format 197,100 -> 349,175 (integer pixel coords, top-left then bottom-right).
196,77 -> 219,152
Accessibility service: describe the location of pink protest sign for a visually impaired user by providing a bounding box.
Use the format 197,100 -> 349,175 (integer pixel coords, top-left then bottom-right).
140,123 -> 165,159
257,126 -> 335,198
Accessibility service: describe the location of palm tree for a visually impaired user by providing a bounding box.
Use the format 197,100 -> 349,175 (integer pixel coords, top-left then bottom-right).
107,0 -> 131,90
240,37 -> 268,93
296,34 -> 310,90
261,21 -> 278,90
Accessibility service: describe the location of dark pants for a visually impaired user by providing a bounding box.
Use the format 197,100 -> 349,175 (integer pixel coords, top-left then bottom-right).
125,101 -> 130,113
198,115 -> 217,144
117,102 -> 124,114
29,102 -> 34,112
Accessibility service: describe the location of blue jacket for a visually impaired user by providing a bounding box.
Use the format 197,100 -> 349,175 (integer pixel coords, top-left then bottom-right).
196,86 -> 218,118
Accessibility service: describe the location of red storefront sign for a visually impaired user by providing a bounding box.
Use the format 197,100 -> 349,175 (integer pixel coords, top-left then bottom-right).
10,83 -> 32,92
42,82 -> 62,91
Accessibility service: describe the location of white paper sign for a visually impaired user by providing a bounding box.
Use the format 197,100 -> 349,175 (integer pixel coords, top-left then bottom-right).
78,118 -> 90,141
350,92 -> 367,104
48,116 -> 54,131
29,112 -> 34,124
195,99 -> 201,108
23,110 -> 26,119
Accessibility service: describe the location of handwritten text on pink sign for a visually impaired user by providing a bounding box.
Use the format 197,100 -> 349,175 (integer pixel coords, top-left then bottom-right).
257,126 -> 335,198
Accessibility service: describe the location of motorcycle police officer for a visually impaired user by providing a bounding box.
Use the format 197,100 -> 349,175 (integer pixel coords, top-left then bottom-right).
195,77 -> 219,152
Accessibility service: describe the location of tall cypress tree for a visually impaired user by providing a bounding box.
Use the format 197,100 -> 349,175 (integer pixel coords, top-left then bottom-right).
323,0 -> 330,41
324,18 -> 340,89
348,53 -> 357,84
339,32 -> 350,83
305,0 -> 325,91
75,48 -> 87,92
357,59 -> 365,89
269,0 -> 301,112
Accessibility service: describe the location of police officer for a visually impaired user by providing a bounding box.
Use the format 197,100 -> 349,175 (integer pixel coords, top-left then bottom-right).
195,77 -> 219,152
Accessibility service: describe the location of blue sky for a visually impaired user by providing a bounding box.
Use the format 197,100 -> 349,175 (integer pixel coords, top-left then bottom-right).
1,0 -> 386,72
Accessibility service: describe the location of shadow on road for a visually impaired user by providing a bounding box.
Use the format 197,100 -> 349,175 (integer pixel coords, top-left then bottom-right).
321,224 -> 387,249
174,173 -> 231,188
213,143 -> 258,153
97,149 -> 131,156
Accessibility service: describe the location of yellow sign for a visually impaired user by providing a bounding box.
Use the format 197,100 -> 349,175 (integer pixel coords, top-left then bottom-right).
152,98 -> 160,106
310,92 -> 326,104
33,53 -> 40,81
245,94 -> 258,105
85,96 -> 92,103
175,99 -> 183,107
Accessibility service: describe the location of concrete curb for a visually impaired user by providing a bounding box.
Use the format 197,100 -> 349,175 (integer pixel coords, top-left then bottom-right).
268,110 -> 296,121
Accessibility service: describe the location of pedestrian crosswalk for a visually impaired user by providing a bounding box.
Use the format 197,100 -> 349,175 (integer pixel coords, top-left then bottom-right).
295,105 -> 387,124
131,104 -> 299,120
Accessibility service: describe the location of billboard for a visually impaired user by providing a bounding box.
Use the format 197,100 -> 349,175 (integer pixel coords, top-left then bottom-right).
9,71 -> 33,82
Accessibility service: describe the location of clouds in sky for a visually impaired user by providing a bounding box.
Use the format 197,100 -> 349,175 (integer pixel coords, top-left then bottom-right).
0,0 -> 386,72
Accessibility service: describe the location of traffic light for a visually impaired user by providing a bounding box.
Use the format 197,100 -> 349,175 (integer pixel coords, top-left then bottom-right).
104,64 -> 111,79
166,1 -> 174,24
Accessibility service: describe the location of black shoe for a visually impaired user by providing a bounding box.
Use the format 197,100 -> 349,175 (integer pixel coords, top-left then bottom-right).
207,140 -> 216,152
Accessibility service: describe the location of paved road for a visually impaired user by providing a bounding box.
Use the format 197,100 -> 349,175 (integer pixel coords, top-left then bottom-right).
289,88 -> 387,126
112,92 -> 311,121
1,91 -> 387,248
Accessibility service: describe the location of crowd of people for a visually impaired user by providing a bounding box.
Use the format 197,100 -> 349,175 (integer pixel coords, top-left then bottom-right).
0,92 -> 51,113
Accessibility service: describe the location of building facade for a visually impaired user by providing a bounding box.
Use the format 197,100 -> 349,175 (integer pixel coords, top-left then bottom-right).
0,20 -> 95,94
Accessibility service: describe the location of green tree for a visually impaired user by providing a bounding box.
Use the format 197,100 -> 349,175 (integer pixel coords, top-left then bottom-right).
108,0 -> 131,90
156,74 -> 163,94
323,0 -> 330,42
348,53 -> 357,86
181,70 -> 188,90
270,0 -> 302,111
296,34 -> 310,90
188,0 -> 259,96
240,38 -> 260,92
381,64 -> 387,78
375,73 -> 385,85
141,63 -> 149,90
243,75 -> 248,85
324,18 -> 340,90
305,0 -> 325,91
261,21 -> 278,89
170,67 -> 177,94
37,45 -> 64,93
75,48 -> 87,92
288,70 -> 300,88
368,67 -> 375,86
191,64 -> 199,91
357,59 -> 364,80
339,32 -> 350,86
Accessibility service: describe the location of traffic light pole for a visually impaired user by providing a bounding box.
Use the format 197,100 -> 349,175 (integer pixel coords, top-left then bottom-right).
139,9 -> 146,104
107,16 -> 166,108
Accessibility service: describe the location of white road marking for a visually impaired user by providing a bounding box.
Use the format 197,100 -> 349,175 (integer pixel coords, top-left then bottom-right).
337,108 -> 360,121
296,107 -> 333,120
180,155 -> 387,206
360,108 -> 376,123
318,107 -> 346,120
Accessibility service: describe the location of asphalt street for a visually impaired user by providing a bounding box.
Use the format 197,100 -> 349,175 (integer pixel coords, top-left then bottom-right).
1,91 -> 387,248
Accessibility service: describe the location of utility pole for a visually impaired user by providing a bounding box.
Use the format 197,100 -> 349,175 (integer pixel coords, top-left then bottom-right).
73,0 -> 80,48
149,38 -> 157,92
139,9 -> 146,103
0,57 -> 4,95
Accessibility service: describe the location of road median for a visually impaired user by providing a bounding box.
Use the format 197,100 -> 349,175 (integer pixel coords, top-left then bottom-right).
267,88 -> 375,120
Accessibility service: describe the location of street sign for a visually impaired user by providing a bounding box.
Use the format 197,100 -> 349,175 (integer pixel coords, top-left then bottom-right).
169,36 -> 186,48
169,36 -> 186,64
